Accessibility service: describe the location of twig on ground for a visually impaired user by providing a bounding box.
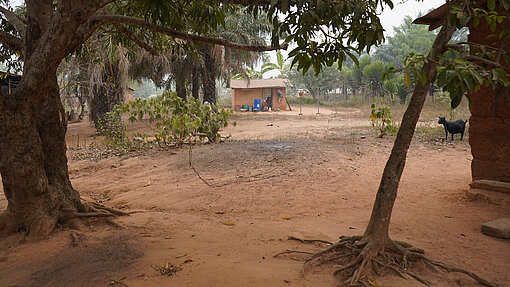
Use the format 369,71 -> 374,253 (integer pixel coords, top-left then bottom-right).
273,250 -> 314,258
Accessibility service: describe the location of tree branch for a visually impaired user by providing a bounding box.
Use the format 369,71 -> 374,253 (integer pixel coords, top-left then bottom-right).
113,23 -> 159,56
0,30 -> 23,53
464,55 -> 508,70
90,14 -> 288,52
212,0 -> 270,5
0,5 -> 26,38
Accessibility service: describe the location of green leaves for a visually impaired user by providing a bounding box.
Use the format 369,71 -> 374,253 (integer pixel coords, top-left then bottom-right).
123,91 -> 232,146
370,97 -> 398,138
434,44 -> 510,109
257,0 -> 390,75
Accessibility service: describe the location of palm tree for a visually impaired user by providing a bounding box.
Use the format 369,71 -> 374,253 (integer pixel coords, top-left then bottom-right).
261,50 -> 287,77
201,8 -> 272,104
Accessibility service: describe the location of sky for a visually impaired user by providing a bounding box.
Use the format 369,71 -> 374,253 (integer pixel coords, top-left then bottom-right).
380,0 -> 445,36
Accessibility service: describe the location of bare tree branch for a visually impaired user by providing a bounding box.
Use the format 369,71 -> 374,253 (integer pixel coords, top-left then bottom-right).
0,30 -> 23,53
90,14 -> 288,52
464,55 -> 509,70
0,5 -> 26,38
113,23 -> 159,56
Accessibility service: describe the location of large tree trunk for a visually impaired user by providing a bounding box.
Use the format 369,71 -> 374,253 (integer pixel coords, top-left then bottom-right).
0,74 -> 85,240
360,18 -> 456,250
176,76 -> 187,100
90,61 -> 126,130
201,45 -> 217,105
0,1 -> 107,240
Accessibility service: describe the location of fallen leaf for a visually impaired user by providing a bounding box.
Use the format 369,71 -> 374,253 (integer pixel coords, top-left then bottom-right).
282,217 -> 291,220
175,254 -> 187,259
283,162 -> 288,164
140,232 -> 148,234
290,257 -> 299,261
224,222 -> 235,226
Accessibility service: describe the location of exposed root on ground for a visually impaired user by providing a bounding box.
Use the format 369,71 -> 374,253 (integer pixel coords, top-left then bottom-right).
284,236 -> 498,287
87,202 -> 130,216
288,236 -> 333,245
59,201 -> 129,224
273,250 -> 315,258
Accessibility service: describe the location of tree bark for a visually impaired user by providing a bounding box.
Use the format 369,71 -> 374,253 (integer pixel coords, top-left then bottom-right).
0,74 -> 86,240
176,76 -> 187,100
361,17 -> 456,248
0,0 -> 108,240
201,45 -> 217,105
90,60 -> 126,130
192,64 -> 200,100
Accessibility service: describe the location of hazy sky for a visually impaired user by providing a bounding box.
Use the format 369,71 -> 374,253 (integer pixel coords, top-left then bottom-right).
380,0 -> 445,35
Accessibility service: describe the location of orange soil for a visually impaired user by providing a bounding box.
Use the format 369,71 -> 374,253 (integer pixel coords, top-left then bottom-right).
1,106 -> 509,287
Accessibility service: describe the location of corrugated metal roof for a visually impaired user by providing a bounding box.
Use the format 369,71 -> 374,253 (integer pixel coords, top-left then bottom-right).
413,1 -> 488,31
230,78 -> 292,89
413,3 -> 448,31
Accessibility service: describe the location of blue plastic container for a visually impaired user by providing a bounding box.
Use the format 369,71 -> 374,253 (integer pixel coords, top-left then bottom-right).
254,99 -> 261,111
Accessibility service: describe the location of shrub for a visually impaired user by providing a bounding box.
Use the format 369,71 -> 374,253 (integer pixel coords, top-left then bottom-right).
370,97 -> 399,138
96,106 -> 130,148
122,91 -> 233,146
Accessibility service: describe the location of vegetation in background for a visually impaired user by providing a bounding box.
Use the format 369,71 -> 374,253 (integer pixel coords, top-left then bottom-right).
95,106 -> 129,149
370,97 -> 398,138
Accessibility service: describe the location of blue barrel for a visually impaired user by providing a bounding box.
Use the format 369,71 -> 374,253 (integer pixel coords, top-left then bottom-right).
254,99 -> 261,111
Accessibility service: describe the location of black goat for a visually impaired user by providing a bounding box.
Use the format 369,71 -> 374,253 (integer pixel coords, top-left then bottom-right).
438,116 -> 468,141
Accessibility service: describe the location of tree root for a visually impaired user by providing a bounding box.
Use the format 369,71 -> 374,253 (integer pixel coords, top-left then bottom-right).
288,236 -> 333,245
287,235 -> 498,287
58,201 -> 130,231
273,250 -> 315,258
87,202 -> 129,216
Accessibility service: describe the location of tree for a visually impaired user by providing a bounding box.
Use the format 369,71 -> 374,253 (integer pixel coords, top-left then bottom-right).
261,50 -> 287,77
373,16 -> 437,68
362,60 -> 390,98
344,55 -> 371,95
87,36 -> 131,129
287,63 -> 341,101
0,0 -> 390,241
299,2 -> 508,286
202,8 -> 272,103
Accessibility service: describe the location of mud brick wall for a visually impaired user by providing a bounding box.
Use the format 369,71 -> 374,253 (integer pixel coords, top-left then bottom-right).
468,17 -> 510,183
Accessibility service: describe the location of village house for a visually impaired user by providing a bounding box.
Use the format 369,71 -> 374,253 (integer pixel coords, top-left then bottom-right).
230,78 -> 292,111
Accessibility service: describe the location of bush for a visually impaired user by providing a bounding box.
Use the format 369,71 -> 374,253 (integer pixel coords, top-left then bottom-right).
370,97 -> 399,138
122,91 -> 234,146
96,106 -> 129,149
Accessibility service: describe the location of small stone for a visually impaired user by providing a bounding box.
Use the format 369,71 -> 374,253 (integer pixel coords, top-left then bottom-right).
481,218 -> 510,239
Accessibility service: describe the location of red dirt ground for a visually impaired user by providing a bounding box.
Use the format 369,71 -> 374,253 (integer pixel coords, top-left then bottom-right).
1,106 -> 509,287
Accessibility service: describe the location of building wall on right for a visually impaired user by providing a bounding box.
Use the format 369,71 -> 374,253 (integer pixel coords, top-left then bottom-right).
468,17 -> 510,182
